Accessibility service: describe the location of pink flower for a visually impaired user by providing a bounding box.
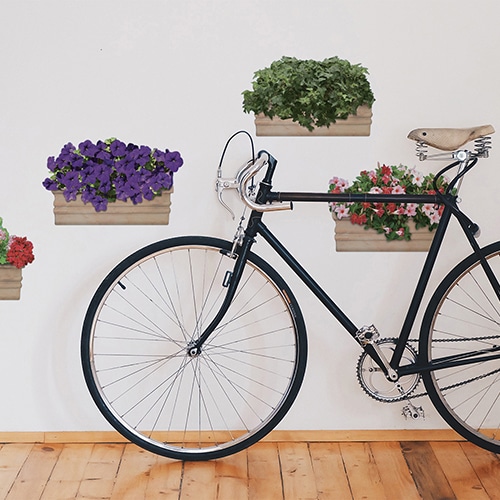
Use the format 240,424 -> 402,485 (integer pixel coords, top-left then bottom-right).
335,205 -> 350,219
429,211 -> 441,224
392,185 -> 406,194
422,204 -> 435,216
405,203 -> 418,216
396,228 -> 405,237
412,171 -> 424,187
329,177 -> 349,191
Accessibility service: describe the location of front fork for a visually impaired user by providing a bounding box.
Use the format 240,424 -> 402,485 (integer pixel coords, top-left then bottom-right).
187,229 -> 257,356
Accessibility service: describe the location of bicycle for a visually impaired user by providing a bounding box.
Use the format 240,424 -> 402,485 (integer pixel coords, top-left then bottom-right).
81,124 -> 500,461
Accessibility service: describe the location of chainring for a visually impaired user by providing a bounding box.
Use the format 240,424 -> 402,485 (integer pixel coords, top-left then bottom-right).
356,338 -> 421,402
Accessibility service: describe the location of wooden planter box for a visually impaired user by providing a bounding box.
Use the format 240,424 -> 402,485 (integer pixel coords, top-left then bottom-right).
53,190 -> 172,225
0,265 -> 22,300
334,218 -> 434,252
255,105 -> 372,137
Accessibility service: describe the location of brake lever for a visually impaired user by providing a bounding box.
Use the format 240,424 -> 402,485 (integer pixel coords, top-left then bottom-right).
216,176 -> 239,220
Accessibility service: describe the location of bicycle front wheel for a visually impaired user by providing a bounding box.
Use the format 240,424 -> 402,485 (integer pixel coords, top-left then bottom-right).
420,241 -> 500,453
81,236 -> 307,460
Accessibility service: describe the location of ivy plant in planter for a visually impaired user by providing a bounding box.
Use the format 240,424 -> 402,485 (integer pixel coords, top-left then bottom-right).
242,56 -> 375,135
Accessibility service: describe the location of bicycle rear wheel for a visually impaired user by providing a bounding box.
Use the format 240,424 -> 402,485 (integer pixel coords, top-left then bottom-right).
81,236 -> 307,460
420,241 -> 500,453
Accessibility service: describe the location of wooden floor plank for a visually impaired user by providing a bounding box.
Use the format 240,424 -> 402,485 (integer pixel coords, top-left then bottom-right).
180,460 -> 217,499
0,443 -> 34,499
215,450 -> 248,499
6,444 -> 62,500
278,441 -> 317,499
40,443 -> 94,500
144,458 -> 183,499
431,441 -> 490,500
79,443 -> 124,499
248,442 -> 283,500
370,441 -> 421,500
340,442 -> 386,500
110,444 -> 157,499
460,442 -> 500,500
309,442 -> 352,499
401,441 -> 455,500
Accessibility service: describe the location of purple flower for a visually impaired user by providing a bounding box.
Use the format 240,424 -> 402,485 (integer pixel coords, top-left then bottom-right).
130,192 -> 143,204
81,186 -> 96,204
142,187 -> 155,200
165,151 -> 183,172
79,140 -> 100,158
92,196 -> 108,212
80,165 -> 98,185
153,149 -> 166,163
47,156 -> 57,172
128,146 -> 151,167
115,157 -> 135,175
68,153 -> 85,169
63,187 -> 78,202
98,178 -> 112,193
59,171 -> 81,188
153,171 -> 172,190
95,149 -> 113,164
42,178 -> 59,191
110,140 -> 127,158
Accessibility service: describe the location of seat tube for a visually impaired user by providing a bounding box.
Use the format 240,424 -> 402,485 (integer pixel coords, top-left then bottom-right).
390,204 -> 452,368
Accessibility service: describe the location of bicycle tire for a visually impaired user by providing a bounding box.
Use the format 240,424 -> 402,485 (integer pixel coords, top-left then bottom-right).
420,241 -> 500,453
81,236 -> 307,460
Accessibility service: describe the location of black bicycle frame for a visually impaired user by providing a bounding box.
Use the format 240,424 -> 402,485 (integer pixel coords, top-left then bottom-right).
194,152 -> 500,378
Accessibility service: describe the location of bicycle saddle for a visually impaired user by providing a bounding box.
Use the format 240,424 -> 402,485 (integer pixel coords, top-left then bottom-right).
407,124 -> 495,151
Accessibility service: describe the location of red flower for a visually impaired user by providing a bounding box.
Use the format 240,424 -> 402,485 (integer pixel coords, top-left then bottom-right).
374,203 -> 385,217
381,165 -> 392,176
351,213 -> 367,225
7,236 -> 35,269
386,203 -> 397,213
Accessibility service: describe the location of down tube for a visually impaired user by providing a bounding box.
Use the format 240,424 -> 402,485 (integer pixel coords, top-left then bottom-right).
256,220 -> 360,337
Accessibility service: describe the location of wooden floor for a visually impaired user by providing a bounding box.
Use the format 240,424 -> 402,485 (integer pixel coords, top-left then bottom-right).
0,440 -> 499,499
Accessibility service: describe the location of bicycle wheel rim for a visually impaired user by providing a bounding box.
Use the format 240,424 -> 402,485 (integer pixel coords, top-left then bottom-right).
81,237 -> 307,460
422,242 -> 500,452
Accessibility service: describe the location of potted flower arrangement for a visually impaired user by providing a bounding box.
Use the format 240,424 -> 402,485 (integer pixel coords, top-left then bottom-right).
242,56 -> 375,136
0,218 -> 35,299
43,138 -> 184,225
328,163 -> 449,252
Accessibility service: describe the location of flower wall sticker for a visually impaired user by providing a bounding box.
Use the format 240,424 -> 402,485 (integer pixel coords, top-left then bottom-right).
43,138 -> 184,212
328,164 -> 451,241
0,218 -> 34,269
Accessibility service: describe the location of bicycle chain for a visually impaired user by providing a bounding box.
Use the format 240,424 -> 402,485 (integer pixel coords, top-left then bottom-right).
365,337 -> 500,401
407,335 -> 500,343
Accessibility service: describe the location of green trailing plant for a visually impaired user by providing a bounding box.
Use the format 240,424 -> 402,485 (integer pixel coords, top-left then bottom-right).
242,56 -> 375,131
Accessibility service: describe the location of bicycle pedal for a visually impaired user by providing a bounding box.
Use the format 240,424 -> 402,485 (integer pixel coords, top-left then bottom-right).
402,404 -> 425,420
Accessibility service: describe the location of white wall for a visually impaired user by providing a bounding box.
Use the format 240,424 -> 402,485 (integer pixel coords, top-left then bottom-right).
1,0 -> 499,433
